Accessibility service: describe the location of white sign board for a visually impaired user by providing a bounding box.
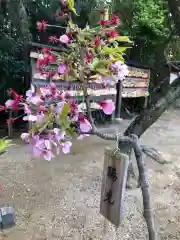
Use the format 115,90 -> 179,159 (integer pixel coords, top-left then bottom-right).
170,73 -> 179,84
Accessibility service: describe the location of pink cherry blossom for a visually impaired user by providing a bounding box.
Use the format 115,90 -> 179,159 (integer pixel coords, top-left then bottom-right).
41,87 -> 52,97
30,96 -> 43,105
23,104 -> 31,114
61,91 -> 72,99
53,128 -> 65,141
112,61 -> 122,69
60,0 -> 68,5
26,89 -> 43,105
26,85 -> 43,105
55,102 -> 66,114
50,82 -> 57,88
71,113 -> 78,121
43,150 -> 54,161
44,139 -> 52,150
99,100 -> 115,115
5,99 -> 16,108
61,141 -> 72,154
112,61 -> 129,81
21,133 -> 30,142
36,114 -> 45,123
79,119 -> 92,132
23,114 -> 37,122
102,76 -> 115,86
33,145 -> 42,157
31,137 -> 54,161
58,63 -> 67,74
59,34 -> 69,44
78,113 -> 92,132
26,84 -> 35,98
53,128 -> 60,135
32,138 -> 45,157
26,90 -> 34,99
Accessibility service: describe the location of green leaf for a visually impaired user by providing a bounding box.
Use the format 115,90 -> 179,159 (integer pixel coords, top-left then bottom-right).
66,126 -> 76,137
102,46 -> 116,55
67,0 -> 78,15
109,36 -> 132,43
102,46 -> 129,63
82,26 -> 101,35
90,58 -> 113,71
60,119 -> 69,129
104,8 -> 109,21
90,58 -> 99,70
116,47 -> 130,53
58,104 -> 72,131
60,103 -> 70,120
95,68 -> 109,75
113,56 -> 125,63
103,46 -> 129,55
0,139 -> 14,154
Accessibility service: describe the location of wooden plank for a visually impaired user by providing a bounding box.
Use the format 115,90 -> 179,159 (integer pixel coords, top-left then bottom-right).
30,52 -> 39,59
100,147 -> 129,227
29,42 -> 68,52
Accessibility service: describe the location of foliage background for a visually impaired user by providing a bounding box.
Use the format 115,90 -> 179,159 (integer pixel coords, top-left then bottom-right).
0,0 -> 179,107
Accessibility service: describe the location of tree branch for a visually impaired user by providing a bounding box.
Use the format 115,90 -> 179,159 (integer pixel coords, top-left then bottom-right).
124,76 -> 180,137
141,145 -> 171,164
131,134 -> 156,240
79,43 -> 156,239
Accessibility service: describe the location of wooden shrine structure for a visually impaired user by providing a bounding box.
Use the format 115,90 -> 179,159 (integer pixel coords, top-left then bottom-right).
7,42 -> 151,137
30,43 -> 117,117
30,43 -> 150,115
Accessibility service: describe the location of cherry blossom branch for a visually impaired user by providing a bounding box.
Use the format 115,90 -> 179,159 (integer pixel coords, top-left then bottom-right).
79,52 -> 132,143
79,43 -> 132,144
79,45 -> 95,131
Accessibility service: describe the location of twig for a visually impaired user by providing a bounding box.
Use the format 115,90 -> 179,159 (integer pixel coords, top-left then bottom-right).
79,129 -> 132,142
47,24 -> 67,29
141,145 -> 171,164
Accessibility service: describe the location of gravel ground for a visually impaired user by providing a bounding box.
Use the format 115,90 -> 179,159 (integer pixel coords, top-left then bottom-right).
0,109 -> 180,239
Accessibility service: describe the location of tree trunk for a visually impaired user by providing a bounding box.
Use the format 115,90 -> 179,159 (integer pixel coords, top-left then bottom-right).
167,0 -> 180,35
124,76 -> 180,137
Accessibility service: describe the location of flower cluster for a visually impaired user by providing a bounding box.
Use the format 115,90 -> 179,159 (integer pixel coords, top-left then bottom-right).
3,84 -> 115,161
36,1 -> 130,84
3,0 -> 131,161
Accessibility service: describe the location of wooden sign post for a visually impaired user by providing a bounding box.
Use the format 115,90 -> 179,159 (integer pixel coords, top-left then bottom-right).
100,147 -> 129,227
